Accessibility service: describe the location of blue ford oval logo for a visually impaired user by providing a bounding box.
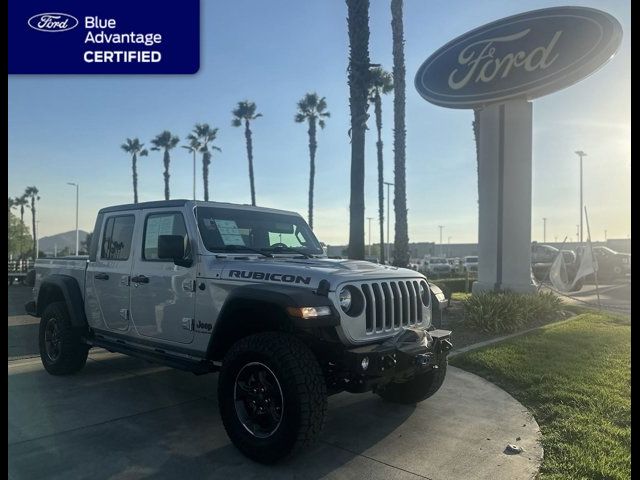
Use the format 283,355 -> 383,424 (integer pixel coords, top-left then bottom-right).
415,7 -> 623,109
28,13 -> 79,33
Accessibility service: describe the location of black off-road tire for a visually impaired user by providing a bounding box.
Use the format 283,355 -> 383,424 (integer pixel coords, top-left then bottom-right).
378,359 -> 448,405
39,302 -> 89,375
218,332 -> 327,464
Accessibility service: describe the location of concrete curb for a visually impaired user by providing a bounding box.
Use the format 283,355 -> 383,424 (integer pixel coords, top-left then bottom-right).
448,315 -> 578,358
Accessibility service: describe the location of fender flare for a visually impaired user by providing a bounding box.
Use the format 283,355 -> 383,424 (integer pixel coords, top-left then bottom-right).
206,283 -> 339,359
37,274 -> 88,329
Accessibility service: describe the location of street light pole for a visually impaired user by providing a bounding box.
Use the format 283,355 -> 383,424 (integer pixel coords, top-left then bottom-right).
384,182 -> 394,263
542,217 -> 547,243
575,150 -> 587,243
67,182 -> 79,256
35,220 -> 40,259
438,225 -> 444,256
366,217 -> 373,257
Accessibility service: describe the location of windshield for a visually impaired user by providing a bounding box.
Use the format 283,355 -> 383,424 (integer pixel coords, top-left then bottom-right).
195,206 -> 324,255
431,258 -> 447,264
465,257 -> 478,262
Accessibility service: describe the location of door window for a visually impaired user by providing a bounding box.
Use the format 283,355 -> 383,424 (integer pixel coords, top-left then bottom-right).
143,212 -> 190,260
100,215 -> 135,261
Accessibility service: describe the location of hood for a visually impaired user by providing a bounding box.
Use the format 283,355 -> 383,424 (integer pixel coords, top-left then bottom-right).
198,255 -> 424,290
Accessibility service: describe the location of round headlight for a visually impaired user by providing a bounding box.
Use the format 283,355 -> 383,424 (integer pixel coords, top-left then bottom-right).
339,287 -> 352,312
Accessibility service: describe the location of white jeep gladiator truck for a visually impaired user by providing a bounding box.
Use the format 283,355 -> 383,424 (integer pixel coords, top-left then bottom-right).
26,200 -> 451,463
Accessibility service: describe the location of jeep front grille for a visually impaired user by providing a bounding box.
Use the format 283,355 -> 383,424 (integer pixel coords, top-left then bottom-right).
359,280 -> 425,334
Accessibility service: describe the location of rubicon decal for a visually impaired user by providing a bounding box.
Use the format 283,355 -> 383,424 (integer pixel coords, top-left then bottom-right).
28,13 -> 79,32
228,270 -> 312,285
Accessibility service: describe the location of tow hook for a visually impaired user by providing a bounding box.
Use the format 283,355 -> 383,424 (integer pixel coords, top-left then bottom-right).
415,353 -> 434,367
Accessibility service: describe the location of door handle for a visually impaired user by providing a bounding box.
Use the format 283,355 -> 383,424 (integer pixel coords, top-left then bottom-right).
94,273 -> 109,280
131,275 -> 149,284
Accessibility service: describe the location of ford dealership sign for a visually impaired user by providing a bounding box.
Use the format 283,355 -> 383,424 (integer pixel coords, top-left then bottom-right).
415,7 -> 622,109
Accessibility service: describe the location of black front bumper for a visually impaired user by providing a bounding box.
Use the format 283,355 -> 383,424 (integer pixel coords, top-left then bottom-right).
339,327 -> 453,393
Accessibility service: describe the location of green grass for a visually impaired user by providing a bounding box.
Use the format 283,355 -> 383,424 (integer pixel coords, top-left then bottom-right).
450,292 -> 471,302
450,313 -> 631,480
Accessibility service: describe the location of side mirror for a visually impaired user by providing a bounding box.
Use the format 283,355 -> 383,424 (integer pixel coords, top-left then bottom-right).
158,235 -> 192,267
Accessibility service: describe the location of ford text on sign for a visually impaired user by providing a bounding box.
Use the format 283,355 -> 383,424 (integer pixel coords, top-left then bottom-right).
414,7 -> 622,109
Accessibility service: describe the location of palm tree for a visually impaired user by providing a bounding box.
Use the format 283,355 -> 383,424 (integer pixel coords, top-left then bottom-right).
8,198 -> 15,256
13,195 -> 28,225
391,0 -> 409,267
346,0 -> 371,260
150,131 -> 180,200
188,124 -> 221,202
295,93 -> 331,230
368,67 -> 393,263
182,136 -> 201,200
121,138 -> 148,204
24,186 -> 40,259
232,101 -> 262,206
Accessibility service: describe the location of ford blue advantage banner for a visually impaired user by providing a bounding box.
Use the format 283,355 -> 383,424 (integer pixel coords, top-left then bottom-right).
8,0 -> 200,74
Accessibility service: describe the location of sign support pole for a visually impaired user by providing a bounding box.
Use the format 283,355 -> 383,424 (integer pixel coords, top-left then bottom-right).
473,100 -> 536,293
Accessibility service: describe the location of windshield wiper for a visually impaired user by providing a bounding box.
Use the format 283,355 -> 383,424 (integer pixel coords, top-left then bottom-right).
214,245 -> 273,257
262,246 -> 312,258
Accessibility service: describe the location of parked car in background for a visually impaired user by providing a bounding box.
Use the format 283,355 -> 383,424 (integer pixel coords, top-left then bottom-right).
531,243 -> 576,265
576,246 -> 631,281
420,257 -> 452,276
462,256 -> 478,273
447,258 -> 460,274
531,243 -> 578,282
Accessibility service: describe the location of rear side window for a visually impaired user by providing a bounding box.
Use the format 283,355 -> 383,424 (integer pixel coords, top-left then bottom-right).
101,215 -> 135,261
143,212 -> 190,260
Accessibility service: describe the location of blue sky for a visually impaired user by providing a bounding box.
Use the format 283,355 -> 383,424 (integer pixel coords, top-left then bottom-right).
8,0 -> 630,246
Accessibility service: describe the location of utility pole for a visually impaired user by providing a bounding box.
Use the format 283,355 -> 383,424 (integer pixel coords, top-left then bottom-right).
438,225 -> 444,256
542,217 -> 547,243
384,182 -> 394,263
575,150 -> 587,243
366,217 -> 373,257
67,182 -> 79,256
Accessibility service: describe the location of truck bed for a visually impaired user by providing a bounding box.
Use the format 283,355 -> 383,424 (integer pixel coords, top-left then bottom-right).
35,257 -> 89,294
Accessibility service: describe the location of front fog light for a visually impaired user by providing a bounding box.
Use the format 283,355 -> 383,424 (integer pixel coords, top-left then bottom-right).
361,357 -> 369,371
339,287 -> 352,312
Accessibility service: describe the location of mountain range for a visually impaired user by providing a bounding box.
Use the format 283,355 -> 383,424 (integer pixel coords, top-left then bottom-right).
39,230 -> 89,254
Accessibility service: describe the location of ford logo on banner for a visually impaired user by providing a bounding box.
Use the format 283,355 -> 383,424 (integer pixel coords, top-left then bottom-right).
27,13 -> 79,33
415,7 -> 623,109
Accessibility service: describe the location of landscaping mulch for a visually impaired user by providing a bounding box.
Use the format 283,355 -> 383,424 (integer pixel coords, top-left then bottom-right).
441,298 -> 577,351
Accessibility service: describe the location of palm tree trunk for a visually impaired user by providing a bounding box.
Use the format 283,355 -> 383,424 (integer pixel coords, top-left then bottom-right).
19,207 -> 25,259
391,0 -> 409,267
30,198 -> 36,259
308,118 -> 317,229
132,153 -> 138,203
346,0 -> 371,260
473,109 -> 480,209
245,120 -> 256,206
374,93 -> 385,264
203,150 -> 211,201
163,150 -> 170,200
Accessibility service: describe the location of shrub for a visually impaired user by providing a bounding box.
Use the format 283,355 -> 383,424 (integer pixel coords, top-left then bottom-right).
431,277 -> 476,298
462,291 -> 563,334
